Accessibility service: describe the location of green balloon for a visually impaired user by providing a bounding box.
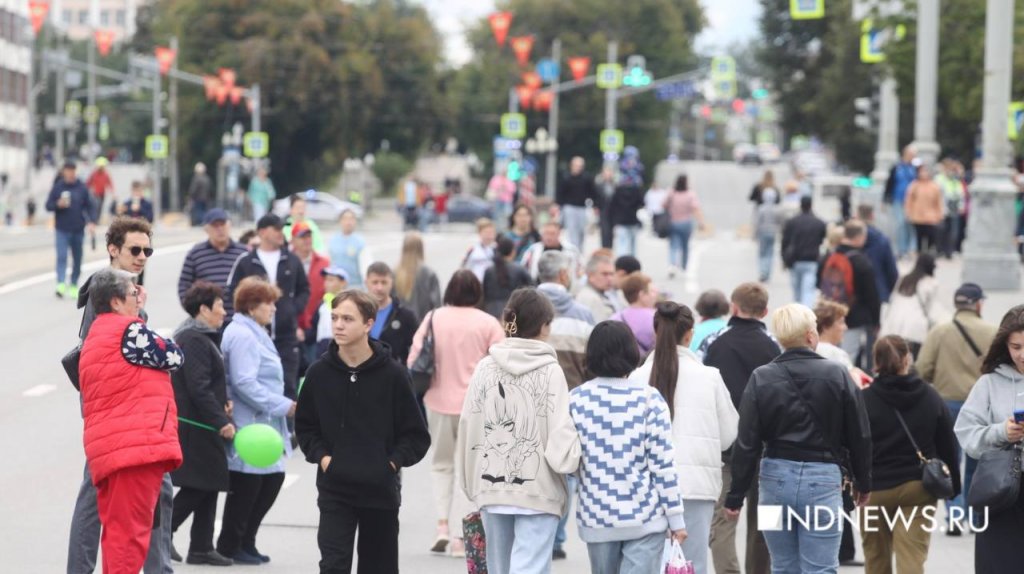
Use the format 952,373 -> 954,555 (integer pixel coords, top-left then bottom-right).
234,423 -> 284,468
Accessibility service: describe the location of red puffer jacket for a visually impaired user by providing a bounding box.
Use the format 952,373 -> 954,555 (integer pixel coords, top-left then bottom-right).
80,313 -> 182,485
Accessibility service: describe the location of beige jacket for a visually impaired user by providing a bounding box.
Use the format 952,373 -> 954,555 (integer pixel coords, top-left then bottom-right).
904,181 -> 944,225
916,310 -> 998,401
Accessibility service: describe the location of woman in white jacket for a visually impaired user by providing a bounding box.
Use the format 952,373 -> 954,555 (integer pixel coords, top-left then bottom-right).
631,301 -> 739,574
880,253 -> 946,357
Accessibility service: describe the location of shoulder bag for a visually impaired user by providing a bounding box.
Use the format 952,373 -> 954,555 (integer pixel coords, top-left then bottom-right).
408,310 -> 436,395
967,443 -> 1022,512
892,409 -> 955,499
952,319 -> 983,357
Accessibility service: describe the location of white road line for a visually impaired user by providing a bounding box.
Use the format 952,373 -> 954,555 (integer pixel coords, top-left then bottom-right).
282,473 -> 300,490
22,384 -> 57,397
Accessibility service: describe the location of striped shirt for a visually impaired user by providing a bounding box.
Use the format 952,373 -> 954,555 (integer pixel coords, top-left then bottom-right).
177,239 -> 249,315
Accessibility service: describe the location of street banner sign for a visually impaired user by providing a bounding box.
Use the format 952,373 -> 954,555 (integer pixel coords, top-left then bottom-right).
600,129 -> 624,153
1008,102 -> 1024,140
84,105 -> 99,124
28,0 -> 49,35
145,135 -> 169,159
536,59 -> 560,83
501,113 -> 527,139
243,131 -> 270,158
655,81 -> 697,101
596,63 -> 623,89
65,100 -> 82,120
791,0 -> 825,19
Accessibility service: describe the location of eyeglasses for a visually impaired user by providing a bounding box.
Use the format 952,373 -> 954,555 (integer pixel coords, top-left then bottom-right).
128,246 -> 154,257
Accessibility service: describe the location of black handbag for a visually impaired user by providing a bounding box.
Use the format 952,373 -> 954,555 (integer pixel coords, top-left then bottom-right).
652,212 -> 671,239
893,409 -> 955,499
61,344 -> 82,391
967,444 -> 1023,512
408,311 -> 436,395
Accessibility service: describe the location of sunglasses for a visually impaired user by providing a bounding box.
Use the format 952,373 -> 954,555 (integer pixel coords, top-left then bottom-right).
127,246 -> 154,257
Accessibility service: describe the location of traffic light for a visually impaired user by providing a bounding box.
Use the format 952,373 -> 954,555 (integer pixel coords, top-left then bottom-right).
623,66 -> 652,87
852,176 -> 873,188
854,96 -> 877,131
507,160 -> 522,182
752,88 -> 769,100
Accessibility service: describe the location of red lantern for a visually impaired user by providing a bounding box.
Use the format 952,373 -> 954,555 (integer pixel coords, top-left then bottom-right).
515,85 -> 535,108
203,76 -> 219,101
522,71 -> 542,90
94,30 -> 115,57
533,90 -> 553,112
510,36 -> 534,67
488,12 -> 513,47
229,87 -> 244,105
215,84 -> 229,106
154,46 -> 176,75
567,57 -> 591,82
219,68 -> 237,91
28,0 -> 49,35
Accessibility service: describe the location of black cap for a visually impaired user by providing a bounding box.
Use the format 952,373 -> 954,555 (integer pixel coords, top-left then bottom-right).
62,160 -> 77,170
256,213 -> 284,230
954,283 -> 985,306
202,208 -> 228,225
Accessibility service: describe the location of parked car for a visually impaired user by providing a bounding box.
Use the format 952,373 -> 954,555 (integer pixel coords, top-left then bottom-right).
272,190 -> 363,221
733,143 -> 762,165
445,194 -> 493,224
757,143 -> 781,163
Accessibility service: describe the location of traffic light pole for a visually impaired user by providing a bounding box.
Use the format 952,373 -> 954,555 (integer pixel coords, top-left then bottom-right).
169,36 -> 179,212
545,39 -> 561,197
868,75 -> 899,211
604,41 -> 618,141
152,65 -> 162,223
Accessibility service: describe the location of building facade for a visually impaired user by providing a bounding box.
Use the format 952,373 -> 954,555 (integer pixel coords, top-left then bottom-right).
50,0 -> 141,42
0,0 -> 30,196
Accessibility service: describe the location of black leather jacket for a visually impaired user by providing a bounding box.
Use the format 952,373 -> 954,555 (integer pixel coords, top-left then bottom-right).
725,348 -> 872,509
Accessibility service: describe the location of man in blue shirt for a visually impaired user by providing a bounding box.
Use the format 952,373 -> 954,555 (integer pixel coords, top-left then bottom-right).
884,145 -> 920,258
46,160 -> 97,298
364,261 -> 418,366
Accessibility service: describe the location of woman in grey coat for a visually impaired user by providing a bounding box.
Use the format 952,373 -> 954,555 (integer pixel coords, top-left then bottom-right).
394,232 -> 441,323
954,304 -> 1024,574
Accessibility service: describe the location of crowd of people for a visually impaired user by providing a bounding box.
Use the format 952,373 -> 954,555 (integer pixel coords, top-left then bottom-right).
55,149 -> 1024,574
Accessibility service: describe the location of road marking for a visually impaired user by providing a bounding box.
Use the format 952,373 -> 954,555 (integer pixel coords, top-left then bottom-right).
23,384 -> 57,397
282,473 -> 300,490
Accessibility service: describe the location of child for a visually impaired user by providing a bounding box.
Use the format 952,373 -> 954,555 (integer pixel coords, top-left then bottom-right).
570,321 -> 687,573
462,218 -> 498,282
315,267 -> 349,356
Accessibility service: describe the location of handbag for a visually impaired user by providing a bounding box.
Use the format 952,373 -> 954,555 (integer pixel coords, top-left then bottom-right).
664,540 -> 695,574
893,409 -> 955,499
967,444 -> 1023,512
462,511 -> 487,574
408,311 -> 436,395
61,344 -> 82,391
653,212 -> 671,239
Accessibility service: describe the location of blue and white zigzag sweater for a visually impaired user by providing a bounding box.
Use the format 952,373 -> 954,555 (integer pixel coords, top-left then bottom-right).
569,377 -> 686,543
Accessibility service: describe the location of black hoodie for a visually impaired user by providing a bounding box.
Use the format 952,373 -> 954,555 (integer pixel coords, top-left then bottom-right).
861,374 -> 961,495
295,339 -> 430,509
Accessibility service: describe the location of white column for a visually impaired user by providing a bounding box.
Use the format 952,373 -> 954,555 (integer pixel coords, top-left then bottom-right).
910,0 -> 941,165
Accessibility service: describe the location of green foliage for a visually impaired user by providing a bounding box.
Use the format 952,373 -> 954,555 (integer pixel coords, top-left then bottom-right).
370,151 -> 412,197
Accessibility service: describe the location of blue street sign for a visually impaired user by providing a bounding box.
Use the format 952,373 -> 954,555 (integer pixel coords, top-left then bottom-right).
655,81 -> 697,101
536,59 -> 560,84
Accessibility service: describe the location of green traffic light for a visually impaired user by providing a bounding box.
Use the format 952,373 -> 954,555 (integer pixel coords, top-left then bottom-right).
752,88 -> 769,100
507,161 -> 522,182
853,176 -> 873,188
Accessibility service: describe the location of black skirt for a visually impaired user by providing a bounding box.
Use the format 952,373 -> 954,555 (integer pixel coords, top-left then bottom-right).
975,476 -> 1024,574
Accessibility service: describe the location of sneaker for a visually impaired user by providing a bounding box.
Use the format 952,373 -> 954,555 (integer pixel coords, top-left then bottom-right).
170,544 -> 183,563
68,284 -> 79,299
449,538 -> 465,558
430,525 -> 450,553
227,550 -> 263,565
56,283 -> 67,298
552,547 -> 567,560
243,546 -> 271,563
186,551 -> 233,566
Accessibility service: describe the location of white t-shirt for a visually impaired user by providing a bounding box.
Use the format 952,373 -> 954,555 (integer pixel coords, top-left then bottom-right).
816,341 -> 853,370
257,248 -> 282,285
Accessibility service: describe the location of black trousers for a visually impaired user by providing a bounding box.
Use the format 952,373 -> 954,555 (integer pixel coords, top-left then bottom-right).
913,223 -> 939,254
216,471 -> 284,556
276,340 -> 300,400
317,498 -> 399,574
976,478 -> 1024,574
599,207 -> 614,249
171,487 -> 218,553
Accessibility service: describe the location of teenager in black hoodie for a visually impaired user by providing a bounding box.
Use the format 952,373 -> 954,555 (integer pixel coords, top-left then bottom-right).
860,335 -> 960,572
296,289 -> 430,574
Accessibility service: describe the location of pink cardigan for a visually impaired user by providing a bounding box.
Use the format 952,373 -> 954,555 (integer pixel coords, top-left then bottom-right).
408,306 -> 505,415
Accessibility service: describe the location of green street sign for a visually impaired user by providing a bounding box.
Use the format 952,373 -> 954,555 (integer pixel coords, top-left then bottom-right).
65,100 -> 82,120
243,131 -> 270,158
500,113 -> 526,139
84,105 -> 99,124
145,135 -> 169,159
600,129 -> 625,153
99,116 -> 109,141
596,63 -> 623,89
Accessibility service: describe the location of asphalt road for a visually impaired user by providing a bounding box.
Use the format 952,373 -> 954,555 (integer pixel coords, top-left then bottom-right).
0,161 -> 984,573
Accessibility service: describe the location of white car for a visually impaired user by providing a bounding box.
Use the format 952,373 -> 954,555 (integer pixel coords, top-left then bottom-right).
272,190 -> 364,222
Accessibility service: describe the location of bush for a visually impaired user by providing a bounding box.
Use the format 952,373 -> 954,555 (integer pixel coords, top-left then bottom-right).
371,152 -> 413,199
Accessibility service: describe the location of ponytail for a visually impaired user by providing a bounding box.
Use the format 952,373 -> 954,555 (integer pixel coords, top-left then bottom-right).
493,235 -> 514,288
649,301 -> 695,420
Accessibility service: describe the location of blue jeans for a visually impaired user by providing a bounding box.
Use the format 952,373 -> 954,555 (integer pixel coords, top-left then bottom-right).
614,225 -> 639,258
790,261 -> 818,308
55,229 -> 85,286
561,205 -> 588,252
892,206 -> 917,257
554,475 -> 577,551
758,233 -> 776,281
758,458 -> 843,574
587,531 -> 664,574
669,220 -> 694,269
944,400 -> 979,525
680,499 -> 716,574
481,510 -> 559,574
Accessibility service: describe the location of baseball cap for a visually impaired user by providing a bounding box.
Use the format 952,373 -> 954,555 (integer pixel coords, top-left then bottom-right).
320,266 -> 349,281
257,214 -> 284,230
954,283 -> 985,306
202,208 -> 228,225
291,220 -> 312,238
62,159 -> 77,170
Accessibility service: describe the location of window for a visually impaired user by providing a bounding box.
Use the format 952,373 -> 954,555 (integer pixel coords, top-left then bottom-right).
78,10 -> 88,25
100,10 -> 109,26
62,10 -> 72,25
0,10 -> 9,41
116,10 -> 126,26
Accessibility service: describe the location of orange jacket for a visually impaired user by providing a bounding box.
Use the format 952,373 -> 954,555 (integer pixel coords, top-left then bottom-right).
904,181 -> 944,225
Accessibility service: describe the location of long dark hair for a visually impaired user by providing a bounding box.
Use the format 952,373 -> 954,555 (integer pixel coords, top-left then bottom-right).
981,305 -> 1024,374
674,174 -> 688,192
649,301 -> 696,419
896,253 -> 936,297
492,235 -> 515,288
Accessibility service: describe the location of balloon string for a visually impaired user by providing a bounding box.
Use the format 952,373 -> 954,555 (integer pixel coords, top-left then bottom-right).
178,416 -> 219,432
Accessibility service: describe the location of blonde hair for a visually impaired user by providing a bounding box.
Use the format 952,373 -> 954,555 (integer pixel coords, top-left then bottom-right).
771,304 -> 817,349
476,217 -> 495,232
395,232 -> 424,300
826,223 -> 844,248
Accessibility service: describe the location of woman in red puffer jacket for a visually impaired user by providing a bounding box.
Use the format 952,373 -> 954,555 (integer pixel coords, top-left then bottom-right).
79,268 -> 184,574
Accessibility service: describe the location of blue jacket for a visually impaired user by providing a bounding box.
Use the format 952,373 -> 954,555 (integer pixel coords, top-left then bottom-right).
221,313 -> 293,474
885,162 -> 917,205
45,178 -> 95,233
863,225 -> 899,303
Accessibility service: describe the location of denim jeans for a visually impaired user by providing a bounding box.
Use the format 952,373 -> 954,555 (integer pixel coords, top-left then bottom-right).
55,229 -> 85,286
680,499 -> 716,574
944,400 -> 979,526
790,261 -> 818,308
758,458 -> 843,574
892,206 -> 917,258
669,220 -> 694,269
942,215 -> 960,257
561,205 -> 588,252
614,225 -> 640,258
480,510 -> 559,574
758,233 -> 776,281
587,531 -> 664,574
554,475 -> 577,551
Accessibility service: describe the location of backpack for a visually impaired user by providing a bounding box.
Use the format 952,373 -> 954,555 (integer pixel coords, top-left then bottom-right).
820,251 -> 856,305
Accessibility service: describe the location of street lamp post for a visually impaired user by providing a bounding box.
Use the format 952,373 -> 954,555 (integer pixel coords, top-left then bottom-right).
526,128 -> 558,196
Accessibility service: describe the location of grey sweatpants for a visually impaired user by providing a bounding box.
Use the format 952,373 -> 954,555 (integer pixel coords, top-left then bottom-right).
67,462 -> 175,573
